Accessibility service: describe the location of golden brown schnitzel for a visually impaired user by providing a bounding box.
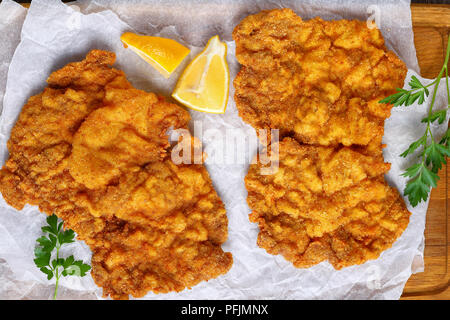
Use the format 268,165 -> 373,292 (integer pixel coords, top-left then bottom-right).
234,9 -> 410,269
233,8 -> 407,156
246,138 -> 410,269
0,50 -> 232,299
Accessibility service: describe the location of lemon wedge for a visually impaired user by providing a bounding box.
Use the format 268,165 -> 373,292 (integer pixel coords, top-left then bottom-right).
172,35 -> 229,114
120,32 -> 190,78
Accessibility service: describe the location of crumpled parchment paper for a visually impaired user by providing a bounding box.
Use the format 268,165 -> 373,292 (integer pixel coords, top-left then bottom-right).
0,0 -> 448,300
0,0 -> 27,114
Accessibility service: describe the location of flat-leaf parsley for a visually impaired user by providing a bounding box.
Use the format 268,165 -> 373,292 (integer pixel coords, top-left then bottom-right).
34,214 -> 91,299
380,34 -> 450,207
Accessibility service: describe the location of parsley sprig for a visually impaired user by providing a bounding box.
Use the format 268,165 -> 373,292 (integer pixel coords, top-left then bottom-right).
34,214 -> 91,300
380,34 -> 450,207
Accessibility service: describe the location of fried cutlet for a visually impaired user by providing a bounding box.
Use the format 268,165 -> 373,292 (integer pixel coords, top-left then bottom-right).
0,50 -> 232,299
234,9 -> 410,269
246,138 -> 411,269
233,8 -> 407,155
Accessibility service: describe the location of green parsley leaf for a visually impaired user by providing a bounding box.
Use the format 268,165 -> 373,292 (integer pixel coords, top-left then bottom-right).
65,260 -> 91,277
406,91 -> 421,106
421,109 -> 447,124
424,141 -> 447,173
421,165 -> 439,188
34,247 -> 51,268
379,75 -> 431,108
40,267 -> 54,280
43,215 -> 59,235
439,127 -> 450,146
379,91 -> 405,104
59,229 -> 75,245
404,175 -> 430,207
401,163 -> 423,178
400,136 -> 426,158
36,236 -> 55,253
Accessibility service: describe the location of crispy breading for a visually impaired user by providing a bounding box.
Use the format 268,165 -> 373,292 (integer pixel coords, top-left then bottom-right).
234,9 -> 410,269
0,50 -> 232,299
246,138 -> 411,269
68,87 -> 190,189
233,8 -> 407,154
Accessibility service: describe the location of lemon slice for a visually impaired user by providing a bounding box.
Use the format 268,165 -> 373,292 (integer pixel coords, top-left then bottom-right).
120,32 -> 190,78
172,36 -> 229,114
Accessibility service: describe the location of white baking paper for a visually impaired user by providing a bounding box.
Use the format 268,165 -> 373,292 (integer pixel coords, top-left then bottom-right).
0,0 -> 27,114
0,0 -> 447,300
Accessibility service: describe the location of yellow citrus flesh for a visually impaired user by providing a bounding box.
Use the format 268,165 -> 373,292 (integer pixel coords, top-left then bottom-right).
120,32 -> 190,78
172,36 -> 229,114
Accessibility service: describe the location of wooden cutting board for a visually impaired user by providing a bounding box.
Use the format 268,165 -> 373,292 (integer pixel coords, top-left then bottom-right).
402,3 -> 449,299
17,1 -> 449,299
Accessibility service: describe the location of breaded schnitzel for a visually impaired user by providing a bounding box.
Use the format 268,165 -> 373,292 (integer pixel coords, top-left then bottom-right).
0,50 -> 232,299
233,8 -> 407,155
234,9 -> 410,269
246,138 -> 410,269
68,85 -> 190,190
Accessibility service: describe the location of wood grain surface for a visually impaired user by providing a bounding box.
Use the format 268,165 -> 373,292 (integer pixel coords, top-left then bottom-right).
15,1 -> 449,300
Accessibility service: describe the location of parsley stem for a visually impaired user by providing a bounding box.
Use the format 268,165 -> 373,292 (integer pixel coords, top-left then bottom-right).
53,242 -> 60,300
445,65 -> 449,105
445,34 -> 450,68
424,80 -> 438,88
53,276 -> 59,300
426,34 -> 450,140
421,131 -> 428,162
